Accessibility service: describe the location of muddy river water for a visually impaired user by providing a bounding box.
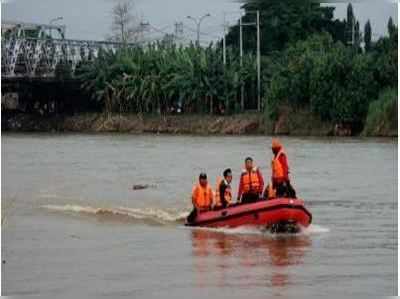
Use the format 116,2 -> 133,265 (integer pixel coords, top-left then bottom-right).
2,133 -> 397,297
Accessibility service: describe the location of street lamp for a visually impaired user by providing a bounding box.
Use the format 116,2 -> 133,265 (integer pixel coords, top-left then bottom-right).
186,13 -> 211,46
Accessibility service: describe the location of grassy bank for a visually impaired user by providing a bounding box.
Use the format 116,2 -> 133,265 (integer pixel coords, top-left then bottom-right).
362,88 -> 398,137
3,110 -> 397,137
4,112 -> 330,135
3,113 -> 266,135
264,106 -> 334,136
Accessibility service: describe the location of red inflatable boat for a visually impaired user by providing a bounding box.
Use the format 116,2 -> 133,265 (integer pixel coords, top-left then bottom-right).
185,198 -> 312,233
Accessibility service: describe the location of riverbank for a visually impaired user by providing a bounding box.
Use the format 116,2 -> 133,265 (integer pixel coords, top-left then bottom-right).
2,112 -> 397,137
2,113 -> 265,135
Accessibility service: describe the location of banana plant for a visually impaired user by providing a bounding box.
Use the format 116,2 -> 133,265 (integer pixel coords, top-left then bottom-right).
78,42 -> 258,115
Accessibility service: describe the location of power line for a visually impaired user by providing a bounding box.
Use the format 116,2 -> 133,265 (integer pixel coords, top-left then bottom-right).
182,24 -> 222,39
148,24 -> 173,36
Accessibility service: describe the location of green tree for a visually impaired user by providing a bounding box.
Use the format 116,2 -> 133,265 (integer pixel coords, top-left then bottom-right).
364,20 -> 372,51
373,25 -> 397,89
388,16 -> 396,38
346,3 -> 355,45
264,33 -> 379,123
354,21 -> 361,49
224,0 -> 347,55
347,3 -> 354,27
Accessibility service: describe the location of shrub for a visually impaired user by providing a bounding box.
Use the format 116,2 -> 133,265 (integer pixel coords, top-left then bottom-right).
363,88 -> 398,136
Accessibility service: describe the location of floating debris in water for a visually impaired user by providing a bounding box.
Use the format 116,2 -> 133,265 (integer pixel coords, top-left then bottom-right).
132,184 -> 156,190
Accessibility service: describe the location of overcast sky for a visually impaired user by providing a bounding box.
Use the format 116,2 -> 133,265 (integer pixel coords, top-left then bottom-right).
1,0 -> 398,43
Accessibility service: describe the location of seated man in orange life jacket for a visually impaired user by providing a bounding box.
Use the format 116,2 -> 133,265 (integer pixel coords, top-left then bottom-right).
214,168 -> 233,209
265,139 -> 296,199
187,172 -> 214,223
237,157 -> 265,204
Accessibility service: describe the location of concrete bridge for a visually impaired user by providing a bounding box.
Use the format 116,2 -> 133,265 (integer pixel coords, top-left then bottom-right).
2,21 -> 135,79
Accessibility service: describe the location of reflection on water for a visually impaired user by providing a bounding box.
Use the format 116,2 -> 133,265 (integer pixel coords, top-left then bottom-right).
190,229 -> 311,288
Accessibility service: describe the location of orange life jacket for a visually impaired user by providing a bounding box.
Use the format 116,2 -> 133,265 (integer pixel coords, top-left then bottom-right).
214,176 -> 232,207
192,183 -> 213,211
271,149 -> 285,181
267,183 -> 277,199
241,167 -> 262,193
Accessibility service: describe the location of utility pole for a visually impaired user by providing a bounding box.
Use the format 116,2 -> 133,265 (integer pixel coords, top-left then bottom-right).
256,10 -> 261,112
239,16 -> 244,111
174,22 -> 183,44
139,21 -> 150,43
238,10 -> 260,112
187,13 -> 211,46
174,22 -> 183,36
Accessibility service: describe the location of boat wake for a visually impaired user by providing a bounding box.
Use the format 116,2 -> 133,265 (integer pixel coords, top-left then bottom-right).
42,204 -> 189,224
42,204 -> 329,235
187,224 -> 330,236
302,224 -> 330,234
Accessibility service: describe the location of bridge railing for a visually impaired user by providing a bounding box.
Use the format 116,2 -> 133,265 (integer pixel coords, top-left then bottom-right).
1,37 -> 138,78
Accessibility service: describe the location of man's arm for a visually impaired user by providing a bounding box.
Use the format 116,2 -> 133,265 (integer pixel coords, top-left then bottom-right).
219,182 -> 227,205
257,168 -> 264,192
237,175 -> 243,201
279,154 -> 289,180
192,187 -> 198,208
210,188 -> 214,204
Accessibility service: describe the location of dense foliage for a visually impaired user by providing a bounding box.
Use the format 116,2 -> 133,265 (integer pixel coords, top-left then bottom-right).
76,1 -> 397,134
225,0 -> 347,54
363,88 -> 398,136
78,43 -> 257,114
265,34 -> 376,122
264,22 -> 397,125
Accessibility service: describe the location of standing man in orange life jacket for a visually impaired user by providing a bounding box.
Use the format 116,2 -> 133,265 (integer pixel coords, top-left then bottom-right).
237,157 -> 265,204
270,139 -> 296,198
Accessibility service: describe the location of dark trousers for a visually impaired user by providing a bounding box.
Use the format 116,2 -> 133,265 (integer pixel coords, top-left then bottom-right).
241,192 -> 260,204
187,208 -> 197,223
275,181 -> 296,198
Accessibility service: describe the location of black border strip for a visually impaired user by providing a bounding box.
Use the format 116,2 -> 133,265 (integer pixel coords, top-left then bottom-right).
187,204 -> 312,226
